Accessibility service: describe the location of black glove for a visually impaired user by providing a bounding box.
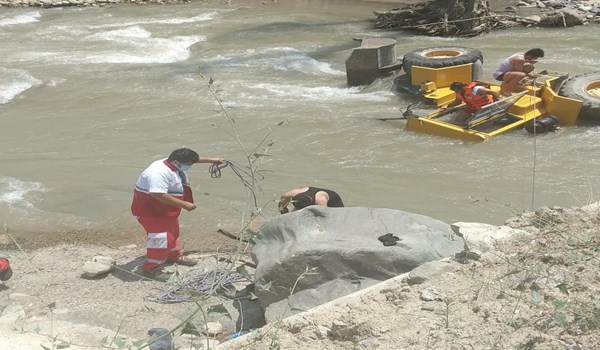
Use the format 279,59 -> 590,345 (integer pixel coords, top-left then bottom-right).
377,233 -> 400,247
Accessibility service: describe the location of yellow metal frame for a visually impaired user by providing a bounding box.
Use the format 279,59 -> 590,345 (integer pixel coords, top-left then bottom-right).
411,64 -> 473,106
403,64 -> 584,142
406,117 -> 489,142
411,64 -> 472,88
541,80 -> 582,126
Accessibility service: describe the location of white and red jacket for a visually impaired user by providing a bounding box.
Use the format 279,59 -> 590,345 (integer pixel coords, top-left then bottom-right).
131,159 -> 194,218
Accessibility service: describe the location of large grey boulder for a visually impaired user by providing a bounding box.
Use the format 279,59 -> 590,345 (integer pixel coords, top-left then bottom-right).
264,277 -> 382,322
252,206 -> 464,318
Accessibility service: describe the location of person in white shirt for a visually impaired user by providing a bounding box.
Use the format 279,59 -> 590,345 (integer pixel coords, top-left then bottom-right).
131,148 -> 224,281
493,48 -> 544,96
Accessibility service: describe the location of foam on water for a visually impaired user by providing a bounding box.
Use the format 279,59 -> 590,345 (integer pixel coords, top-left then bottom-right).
82,26 -> 205,64
90,12 -> 218,28
0,68 -> 42,104
0,177 -> 46,211
208,47 -> 345,75
87,25 -> 152,41
37,11 -> 218,38
46,77 -> 66,87
87,35 -> 204,64
0,11 -> 40,27
0,176 -> 94,231
244,83 -> 392,102
5,12 -> 212,65
23,26 -> 207,65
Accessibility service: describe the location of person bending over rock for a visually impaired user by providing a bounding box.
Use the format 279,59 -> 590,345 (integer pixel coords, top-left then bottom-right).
278,186 -> 344,214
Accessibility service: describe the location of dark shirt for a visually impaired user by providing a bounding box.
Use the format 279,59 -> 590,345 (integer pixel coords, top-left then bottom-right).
291,187 -> 344,209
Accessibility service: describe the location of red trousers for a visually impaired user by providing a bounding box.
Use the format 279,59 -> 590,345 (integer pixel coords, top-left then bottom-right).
137,216 -> 182,271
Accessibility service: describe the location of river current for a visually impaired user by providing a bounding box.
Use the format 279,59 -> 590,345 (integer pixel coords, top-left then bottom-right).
1,1 -> 600,238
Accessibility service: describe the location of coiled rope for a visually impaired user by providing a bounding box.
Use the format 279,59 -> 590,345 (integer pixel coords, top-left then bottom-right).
209,160 -> 263,183
145,267 -> 249,304
209,160 -> 265,207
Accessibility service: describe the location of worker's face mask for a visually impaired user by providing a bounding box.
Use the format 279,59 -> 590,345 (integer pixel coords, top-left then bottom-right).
178,164 -> 192,171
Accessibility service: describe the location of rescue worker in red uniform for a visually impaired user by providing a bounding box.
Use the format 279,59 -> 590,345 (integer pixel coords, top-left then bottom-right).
441,81 -> 500,126
131,148 -> 224,280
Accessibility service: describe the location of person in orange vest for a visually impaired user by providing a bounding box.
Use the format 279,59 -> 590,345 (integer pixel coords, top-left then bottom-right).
131,148 -> 224,281
441,81 -> 500,125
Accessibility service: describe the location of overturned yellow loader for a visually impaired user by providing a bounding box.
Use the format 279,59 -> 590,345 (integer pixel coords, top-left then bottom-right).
401,63 -> 582,142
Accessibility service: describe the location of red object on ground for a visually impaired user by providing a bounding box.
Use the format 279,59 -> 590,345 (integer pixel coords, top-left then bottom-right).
0,258 -> 9,272
0,258 -> 12,281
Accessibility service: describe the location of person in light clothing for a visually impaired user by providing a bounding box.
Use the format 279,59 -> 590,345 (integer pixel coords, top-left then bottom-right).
493,48 -> 544,96
131,148 -> 223,280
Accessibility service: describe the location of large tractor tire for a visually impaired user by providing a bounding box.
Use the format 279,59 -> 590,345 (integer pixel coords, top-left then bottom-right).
558,72 -> 600,121
402,46 -> 484,80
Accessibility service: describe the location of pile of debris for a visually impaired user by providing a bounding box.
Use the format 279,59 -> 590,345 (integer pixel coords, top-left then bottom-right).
374,0 -> 600,37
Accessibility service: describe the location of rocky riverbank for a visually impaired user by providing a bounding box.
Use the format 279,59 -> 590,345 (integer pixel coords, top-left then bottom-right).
2,203 -> 600,349
223,203 -> 600,349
